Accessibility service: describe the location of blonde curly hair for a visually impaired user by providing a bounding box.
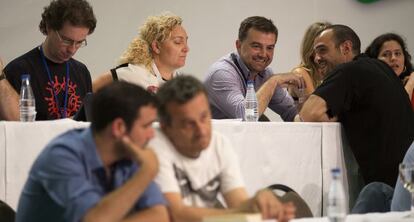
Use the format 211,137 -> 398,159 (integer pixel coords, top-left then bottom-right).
119,12 -> 183,70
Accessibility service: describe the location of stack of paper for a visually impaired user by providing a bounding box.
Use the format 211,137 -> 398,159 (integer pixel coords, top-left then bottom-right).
203,213 -> 263,222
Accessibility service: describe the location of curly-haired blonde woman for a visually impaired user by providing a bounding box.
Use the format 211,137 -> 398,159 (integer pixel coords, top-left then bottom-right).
93,12 -> 189,93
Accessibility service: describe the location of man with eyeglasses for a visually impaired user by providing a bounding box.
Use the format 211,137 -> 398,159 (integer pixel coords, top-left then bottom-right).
4,0 -> 96,120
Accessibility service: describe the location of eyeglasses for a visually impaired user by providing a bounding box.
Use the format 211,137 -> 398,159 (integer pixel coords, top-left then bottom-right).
55,30 -> 87,48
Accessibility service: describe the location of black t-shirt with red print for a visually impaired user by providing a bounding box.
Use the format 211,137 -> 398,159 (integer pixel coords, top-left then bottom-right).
5,47 -> 92,120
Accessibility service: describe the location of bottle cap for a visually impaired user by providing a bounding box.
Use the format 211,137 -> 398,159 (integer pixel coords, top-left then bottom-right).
331,167 -> 341,175
21,74 -> 30,80
247,80 -> 254,85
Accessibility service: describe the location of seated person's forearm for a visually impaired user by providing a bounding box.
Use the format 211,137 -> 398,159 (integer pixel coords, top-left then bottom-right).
405,85 -> 414,100
83,170 -> 156,222
256,78 -> 278,115
299,95 -> 336,122
170,206 -> 237,222
0,80 -> 19,121
122,205 -> 169,222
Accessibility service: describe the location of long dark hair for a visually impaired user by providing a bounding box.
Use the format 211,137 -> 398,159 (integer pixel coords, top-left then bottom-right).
365,33 -> 413,79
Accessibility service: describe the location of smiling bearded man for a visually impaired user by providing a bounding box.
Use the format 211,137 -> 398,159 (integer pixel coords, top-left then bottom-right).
204,16 -> 304,121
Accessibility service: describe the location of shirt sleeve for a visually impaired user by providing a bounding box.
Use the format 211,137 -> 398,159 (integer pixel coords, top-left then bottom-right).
268,85 -> 297,121
391,142 -> 414,211
134,181 -> 166,210
313,68 -> 353,118
153,146 -> 181,194
205,68 -> 246,119
84,66 -> 92,93
117,65 -> 158,90
4,60 -> 25,92
216,133 -> 245,194
38,146 -> 102,222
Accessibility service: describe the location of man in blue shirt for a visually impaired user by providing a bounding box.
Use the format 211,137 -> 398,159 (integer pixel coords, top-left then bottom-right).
16,82 -> 168,222
204,16 -> 304,121
391,141 -> 414,211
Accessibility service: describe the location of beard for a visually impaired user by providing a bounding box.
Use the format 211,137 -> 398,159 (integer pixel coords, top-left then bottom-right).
113,139 -> 130,160
113,137 -> 149,160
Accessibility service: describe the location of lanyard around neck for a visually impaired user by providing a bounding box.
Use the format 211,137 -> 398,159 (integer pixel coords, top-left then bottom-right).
231,53 -> 251,92
39,46 -> 69,118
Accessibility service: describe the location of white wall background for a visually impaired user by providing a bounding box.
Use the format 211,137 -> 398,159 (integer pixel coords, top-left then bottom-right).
1,0 -> 413,120
1,0 -> 413,81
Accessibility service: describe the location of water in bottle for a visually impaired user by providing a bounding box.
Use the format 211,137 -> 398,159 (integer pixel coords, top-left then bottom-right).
327,168 -> 347,222
244,80 -> 258,122
19,74 -> 36,122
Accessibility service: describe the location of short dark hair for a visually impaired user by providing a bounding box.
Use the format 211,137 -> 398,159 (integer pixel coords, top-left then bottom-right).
365,33 -> 413,79
39,0 -> 97,35
238,16 -> 278,41
90,82 -> 158,132
327,24 -> 361,55
157,75 -> 207,125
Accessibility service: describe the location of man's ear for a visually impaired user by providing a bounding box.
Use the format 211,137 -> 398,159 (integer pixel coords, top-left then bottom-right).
151,41 -> 161,54
111,118 -> 127,138
45,25 -> 52,35
235,39 -> 241,52
340,40 -> 353,55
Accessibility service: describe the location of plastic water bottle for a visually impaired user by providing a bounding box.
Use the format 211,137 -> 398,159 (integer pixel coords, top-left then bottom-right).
19,74 -> 36,122
244,80 -> 258,122
327,168 -> 347,222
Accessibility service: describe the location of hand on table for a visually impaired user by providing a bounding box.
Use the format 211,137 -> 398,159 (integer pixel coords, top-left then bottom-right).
251,189 -> 296,222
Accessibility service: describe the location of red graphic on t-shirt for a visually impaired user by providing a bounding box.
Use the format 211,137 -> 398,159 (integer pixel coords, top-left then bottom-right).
147,85 -> 159,94
44,76 -> 81,119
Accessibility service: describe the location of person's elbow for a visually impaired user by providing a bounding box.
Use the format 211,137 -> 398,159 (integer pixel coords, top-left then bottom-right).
299,95 -> 334,122
145,205 -> 170,222
167,205 -> 187,222
82,212 -> 107,222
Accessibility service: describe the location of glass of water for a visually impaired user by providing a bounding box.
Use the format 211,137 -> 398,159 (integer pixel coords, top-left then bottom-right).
399,163 -> 414,214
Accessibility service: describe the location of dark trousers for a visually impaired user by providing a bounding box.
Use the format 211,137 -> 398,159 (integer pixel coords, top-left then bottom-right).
351,182 -> 394,214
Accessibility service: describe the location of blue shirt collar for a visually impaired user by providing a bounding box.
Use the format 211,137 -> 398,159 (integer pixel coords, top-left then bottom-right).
82,127 -> 104,171
82,127 -> 135,171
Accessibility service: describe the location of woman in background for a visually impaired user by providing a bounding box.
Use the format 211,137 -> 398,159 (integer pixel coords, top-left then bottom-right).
93,12 -> 189,93
365,33 -> 414,109
290,22 -> 331,102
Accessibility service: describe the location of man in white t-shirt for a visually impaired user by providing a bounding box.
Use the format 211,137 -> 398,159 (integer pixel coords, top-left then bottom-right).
150,75 -> 295,222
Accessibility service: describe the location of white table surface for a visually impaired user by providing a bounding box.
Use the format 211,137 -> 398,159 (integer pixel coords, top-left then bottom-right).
292,211 -> 412,222
0,119 -> 351,217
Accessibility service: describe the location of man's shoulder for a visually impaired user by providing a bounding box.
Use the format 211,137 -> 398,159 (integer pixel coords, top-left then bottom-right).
150,129 -> 175,157
5,47 -> 40,71
340,54 -> 381,70
205,53 -> 238,78
69,57 -> 89,71
31,128 -> 91,174
208,130 -> 234,154
43,128 -> 91,158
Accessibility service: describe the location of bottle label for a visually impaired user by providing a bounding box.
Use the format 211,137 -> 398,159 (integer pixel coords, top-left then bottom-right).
246,108 -> 254,116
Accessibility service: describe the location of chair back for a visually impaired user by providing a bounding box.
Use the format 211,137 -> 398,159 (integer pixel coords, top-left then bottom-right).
0,200 -> 15,222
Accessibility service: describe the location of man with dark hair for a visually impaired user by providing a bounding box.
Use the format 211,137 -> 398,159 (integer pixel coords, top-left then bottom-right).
151,75 -> 296,222
4,0 -> 97,120
299,24 -> 414,187
204,16 -> 304,121
16,82 -> 169,222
